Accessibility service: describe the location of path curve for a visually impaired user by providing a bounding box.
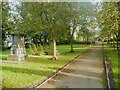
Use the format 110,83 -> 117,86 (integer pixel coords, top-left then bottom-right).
38,43 -> 105,88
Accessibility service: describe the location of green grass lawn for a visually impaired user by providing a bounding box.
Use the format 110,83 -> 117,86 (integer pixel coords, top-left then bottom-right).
104,42 -> 119,88
0,49 -> 10,60
2,44 -> 89,88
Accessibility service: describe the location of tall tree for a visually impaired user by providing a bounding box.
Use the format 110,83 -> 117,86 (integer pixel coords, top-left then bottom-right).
98,2 -> 119,50
1,2 -> 10,50
67,2 -> 97,52
20,2 -> 70,59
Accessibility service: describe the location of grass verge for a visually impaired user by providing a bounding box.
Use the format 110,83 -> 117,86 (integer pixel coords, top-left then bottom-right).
2,44 -> 89,88
104,42 -> 119,88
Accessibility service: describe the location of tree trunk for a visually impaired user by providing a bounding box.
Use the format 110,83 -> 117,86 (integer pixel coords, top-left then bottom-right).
53,39 -> 57,59
86,35 -> 89,44
50,39 -> 57,60
116,38 -> 119,51
115,33 -> 119,51
113,39 -> 115,50
70,36 -> 74,52
108,34 -> 110,44
69,27 -> 75,52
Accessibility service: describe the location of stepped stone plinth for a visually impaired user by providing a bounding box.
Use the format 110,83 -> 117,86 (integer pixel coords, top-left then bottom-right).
7,35 -> 26,61
7,55 -> 18,61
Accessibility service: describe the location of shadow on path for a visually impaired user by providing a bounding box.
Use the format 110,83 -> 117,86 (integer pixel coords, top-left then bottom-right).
39,43 -> 106,88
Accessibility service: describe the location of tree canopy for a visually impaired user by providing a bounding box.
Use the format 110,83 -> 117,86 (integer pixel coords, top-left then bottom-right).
98,2 -> 120,50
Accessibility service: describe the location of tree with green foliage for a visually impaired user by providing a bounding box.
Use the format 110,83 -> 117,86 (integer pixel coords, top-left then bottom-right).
98,2 -> 119,50
2,1 -> 28,59
1,2 -> 10,49
2,2 -> 98,60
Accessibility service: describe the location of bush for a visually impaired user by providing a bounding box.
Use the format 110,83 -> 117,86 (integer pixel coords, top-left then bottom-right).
43,45 -> 49,50
33,44 -> 39,55
74,41 -> 94,45
56,40 -> 69,45
29,45 -> 35,55
56,39 -> 95,45
36,44 -> 43,52
29,44 -> 39,55
29,44 -> 49,55
44,51 -> 48,55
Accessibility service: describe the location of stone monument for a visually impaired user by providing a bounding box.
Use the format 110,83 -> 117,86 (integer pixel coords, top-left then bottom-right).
7,34 -> 27,61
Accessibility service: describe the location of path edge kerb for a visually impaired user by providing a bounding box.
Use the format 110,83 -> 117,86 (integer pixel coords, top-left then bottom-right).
24,46 -> 91,88
102,43 -> 116,89
29,54 -> 80,88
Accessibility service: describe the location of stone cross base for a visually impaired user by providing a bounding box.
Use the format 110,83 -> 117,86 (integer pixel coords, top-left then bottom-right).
7,55 -> 18,61
7,54 -> 25,61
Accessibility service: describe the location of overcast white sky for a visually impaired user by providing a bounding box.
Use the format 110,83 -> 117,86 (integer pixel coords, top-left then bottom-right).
1,0 -> 120,2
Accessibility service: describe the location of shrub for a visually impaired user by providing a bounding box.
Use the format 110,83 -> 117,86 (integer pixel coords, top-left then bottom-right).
32,43 -> 39,55
29,45 -> 35,55
29,44 -> 39,55
44,51 -> 48,55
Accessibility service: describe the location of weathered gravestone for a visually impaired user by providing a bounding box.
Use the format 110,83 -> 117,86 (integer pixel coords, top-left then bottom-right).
7,35 -> 27,61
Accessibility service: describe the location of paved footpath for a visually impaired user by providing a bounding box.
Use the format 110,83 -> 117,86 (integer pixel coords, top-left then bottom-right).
38,43 -> 105,88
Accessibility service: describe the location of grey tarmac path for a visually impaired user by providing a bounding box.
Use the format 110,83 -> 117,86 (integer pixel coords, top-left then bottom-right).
38,43 -> 106,88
